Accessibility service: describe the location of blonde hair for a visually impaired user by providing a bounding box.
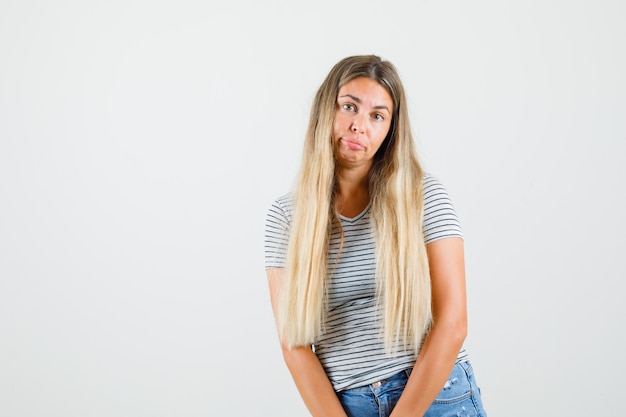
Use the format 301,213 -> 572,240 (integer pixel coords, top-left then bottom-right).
278,55 -> 431,353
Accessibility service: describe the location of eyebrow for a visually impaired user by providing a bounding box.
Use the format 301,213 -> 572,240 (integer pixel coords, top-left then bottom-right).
339,94 -> 391,113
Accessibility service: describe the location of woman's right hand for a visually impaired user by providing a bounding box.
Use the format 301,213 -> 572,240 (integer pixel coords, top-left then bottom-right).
267,268 -> 348,417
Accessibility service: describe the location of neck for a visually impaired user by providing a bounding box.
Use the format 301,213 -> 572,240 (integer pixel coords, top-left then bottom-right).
335,165 -> 371,217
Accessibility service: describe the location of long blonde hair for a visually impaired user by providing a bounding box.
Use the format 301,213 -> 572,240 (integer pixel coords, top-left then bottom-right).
278,55 -> 431,353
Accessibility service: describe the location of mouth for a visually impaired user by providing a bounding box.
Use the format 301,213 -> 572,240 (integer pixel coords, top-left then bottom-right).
340,138 -> 365,151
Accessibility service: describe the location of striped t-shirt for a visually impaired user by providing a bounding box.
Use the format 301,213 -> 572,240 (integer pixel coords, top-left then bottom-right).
264,175 -> 468,391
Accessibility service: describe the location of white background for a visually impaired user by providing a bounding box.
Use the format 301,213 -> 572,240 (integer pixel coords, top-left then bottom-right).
1,1 -> 624,416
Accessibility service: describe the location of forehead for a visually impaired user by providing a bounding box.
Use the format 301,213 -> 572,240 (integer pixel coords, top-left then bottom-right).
337,77 -> 393,106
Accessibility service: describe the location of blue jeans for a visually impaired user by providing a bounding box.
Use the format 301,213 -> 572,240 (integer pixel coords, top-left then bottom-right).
337,361 -> 486,417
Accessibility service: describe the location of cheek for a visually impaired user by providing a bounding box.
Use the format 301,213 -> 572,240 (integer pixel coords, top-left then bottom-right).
332,115 -> 346,137
331,120 -> 339,140
375,124 -> 391,142
333,113 -> 346,128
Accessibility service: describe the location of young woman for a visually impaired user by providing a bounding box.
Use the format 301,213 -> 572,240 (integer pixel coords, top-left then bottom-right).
264,55 -> 487,417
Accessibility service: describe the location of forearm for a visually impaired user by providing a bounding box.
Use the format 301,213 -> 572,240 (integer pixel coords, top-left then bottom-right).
282,345 -> 348,417
389,320 -> 466,417
389,237 -> 468,416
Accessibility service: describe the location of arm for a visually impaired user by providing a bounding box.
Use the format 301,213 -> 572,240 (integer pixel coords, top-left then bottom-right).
390,237 -> 468,417
266,268 -> 348,417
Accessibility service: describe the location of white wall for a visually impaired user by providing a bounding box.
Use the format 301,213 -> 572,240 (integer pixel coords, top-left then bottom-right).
1,1 -> 624,416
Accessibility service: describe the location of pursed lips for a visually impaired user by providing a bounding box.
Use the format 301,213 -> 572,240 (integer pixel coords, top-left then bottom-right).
340,138 -> 365,150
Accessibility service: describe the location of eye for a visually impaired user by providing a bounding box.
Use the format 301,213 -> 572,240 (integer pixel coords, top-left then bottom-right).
342,103 -> 356,112
372,113 -> 384,121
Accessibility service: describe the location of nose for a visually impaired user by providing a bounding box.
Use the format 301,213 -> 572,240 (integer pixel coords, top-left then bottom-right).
351,115 -> 365,133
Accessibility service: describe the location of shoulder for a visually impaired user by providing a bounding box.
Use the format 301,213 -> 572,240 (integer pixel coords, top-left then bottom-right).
422,173 -> 447,198
264,192 -> 294,268
421,173 -> 463,243
270,192 -> 295,217
265,192 -> 295,230
422,173 -> 455,208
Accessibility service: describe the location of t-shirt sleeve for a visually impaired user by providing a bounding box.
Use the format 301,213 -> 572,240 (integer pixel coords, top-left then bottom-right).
422,175 -> 463,244
264,195 -> 293,269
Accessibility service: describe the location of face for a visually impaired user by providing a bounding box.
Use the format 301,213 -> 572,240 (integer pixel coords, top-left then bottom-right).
332,77 -> 393,171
